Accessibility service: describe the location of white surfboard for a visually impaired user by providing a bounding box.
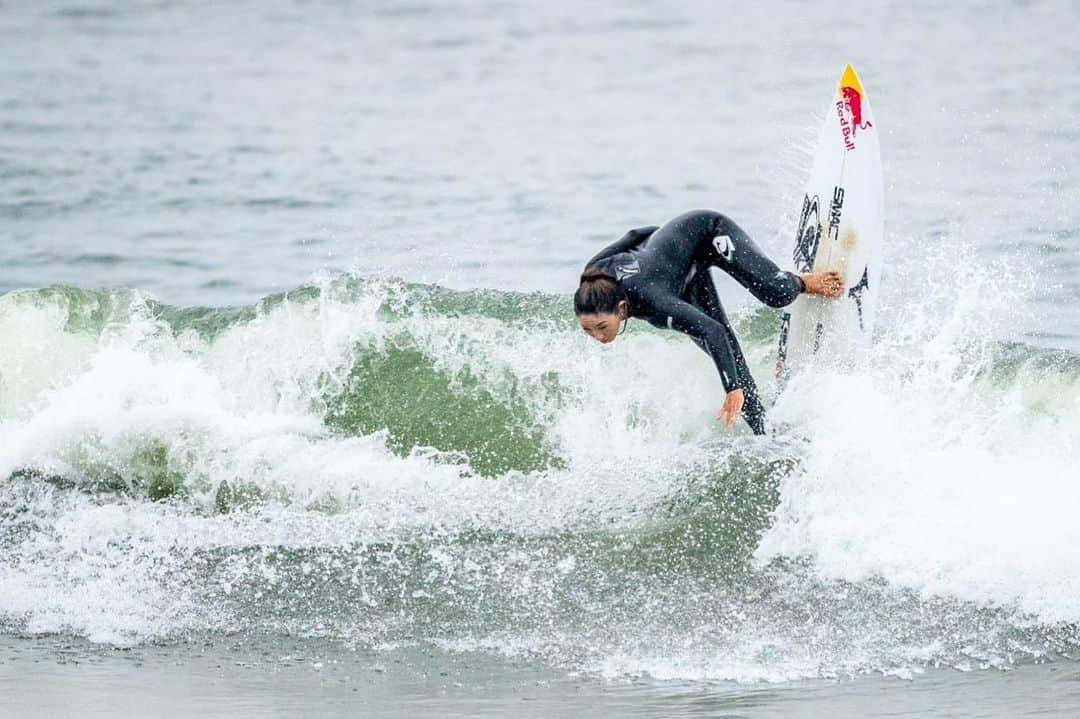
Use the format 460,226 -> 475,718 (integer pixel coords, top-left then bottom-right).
776,64 -> 884,381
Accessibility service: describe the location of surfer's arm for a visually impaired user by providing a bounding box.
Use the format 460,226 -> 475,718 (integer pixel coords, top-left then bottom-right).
585,226 -> 659,267
647,295 -> 743,393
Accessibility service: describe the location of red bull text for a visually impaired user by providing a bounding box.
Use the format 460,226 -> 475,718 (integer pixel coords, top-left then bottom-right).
837,85 -> 872,151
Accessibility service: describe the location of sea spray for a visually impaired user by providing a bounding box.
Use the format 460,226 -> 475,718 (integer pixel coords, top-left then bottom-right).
1,269 -> 1078,679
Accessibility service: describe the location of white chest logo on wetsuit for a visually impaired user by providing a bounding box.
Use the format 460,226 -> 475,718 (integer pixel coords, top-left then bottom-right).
614,258 -> 640,280
712,234 -> 735,263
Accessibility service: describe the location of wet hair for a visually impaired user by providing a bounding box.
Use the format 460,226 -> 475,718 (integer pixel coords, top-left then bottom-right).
573,267 -> 626,316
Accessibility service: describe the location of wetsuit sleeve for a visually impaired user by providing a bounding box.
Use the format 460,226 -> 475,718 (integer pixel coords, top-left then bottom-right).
585,226 -> 659,268
647,295 -> 743,392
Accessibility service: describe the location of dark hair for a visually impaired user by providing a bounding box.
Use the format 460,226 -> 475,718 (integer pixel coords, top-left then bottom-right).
573,267 -> 626,315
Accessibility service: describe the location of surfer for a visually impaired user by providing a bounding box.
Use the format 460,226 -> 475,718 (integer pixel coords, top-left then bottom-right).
574,209 -> 843,434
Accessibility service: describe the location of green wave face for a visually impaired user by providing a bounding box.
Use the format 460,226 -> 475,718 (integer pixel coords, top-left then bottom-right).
3,277 -> 1080,681
323,343 -> 559,476
318,281 -> 572,476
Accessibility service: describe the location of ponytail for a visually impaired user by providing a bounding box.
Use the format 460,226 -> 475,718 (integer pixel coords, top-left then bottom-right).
574,267 -> 626,316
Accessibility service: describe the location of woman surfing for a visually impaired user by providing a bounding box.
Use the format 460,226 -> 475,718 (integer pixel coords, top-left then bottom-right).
574,209 -> 843,434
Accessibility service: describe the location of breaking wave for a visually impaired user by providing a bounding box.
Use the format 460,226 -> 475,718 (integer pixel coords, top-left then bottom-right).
1,265 -> 1078,681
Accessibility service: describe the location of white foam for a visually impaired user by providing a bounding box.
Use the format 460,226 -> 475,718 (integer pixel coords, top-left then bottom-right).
759,246 -> 1080,623
2,262 -> 1078,664
0,279 -> 725,527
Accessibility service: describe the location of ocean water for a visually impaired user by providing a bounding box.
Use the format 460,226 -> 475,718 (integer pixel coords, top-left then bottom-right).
2,1 -> 1079,717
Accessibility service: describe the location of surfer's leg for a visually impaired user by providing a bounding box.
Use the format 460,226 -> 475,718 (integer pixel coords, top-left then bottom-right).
683,267 -> 767,435
701,214 -> 803,308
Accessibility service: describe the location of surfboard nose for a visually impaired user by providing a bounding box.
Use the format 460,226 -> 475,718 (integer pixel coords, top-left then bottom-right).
839,63 -> 865,96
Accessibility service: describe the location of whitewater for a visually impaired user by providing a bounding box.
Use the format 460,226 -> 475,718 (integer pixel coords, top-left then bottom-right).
3,249 -> 1078,684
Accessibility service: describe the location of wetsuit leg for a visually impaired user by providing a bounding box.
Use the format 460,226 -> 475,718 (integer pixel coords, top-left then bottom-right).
682,266 -> 767,435
701,214 -> 802,308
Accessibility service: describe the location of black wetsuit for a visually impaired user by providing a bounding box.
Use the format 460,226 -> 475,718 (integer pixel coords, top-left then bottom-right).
584,209 -> 804,434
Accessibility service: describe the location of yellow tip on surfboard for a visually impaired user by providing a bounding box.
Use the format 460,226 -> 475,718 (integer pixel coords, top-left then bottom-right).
839,63 -> 864,97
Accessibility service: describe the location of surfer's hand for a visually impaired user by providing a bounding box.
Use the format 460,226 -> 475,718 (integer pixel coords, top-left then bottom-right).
801,270 -> 845,298
718,389 -> 744,430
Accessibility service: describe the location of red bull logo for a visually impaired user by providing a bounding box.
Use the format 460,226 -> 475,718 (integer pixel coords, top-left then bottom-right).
837,84 -> 873,151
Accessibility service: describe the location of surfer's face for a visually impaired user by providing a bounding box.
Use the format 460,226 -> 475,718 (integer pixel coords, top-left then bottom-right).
578,305 -> 625,344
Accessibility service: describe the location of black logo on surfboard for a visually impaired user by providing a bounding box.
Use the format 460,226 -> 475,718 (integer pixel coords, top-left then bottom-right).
848,267 -> 870,331
793,195 -> 821,273
776,312 -> 791,375
827,186 -> 845,244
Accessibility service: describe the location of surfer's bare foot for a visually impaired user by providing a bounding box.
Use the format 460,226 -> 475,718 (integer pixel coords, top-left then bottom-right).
801,271 -> 844,298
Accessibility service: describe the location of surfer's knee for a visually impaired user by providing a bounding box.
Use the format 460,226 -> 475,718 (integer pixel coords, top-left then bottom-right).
710,212 -> 736,235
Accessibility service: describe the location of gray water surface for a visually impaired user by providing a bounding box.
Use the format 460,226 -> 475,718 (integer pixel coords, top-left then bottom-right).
2,1 -> 1077,347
